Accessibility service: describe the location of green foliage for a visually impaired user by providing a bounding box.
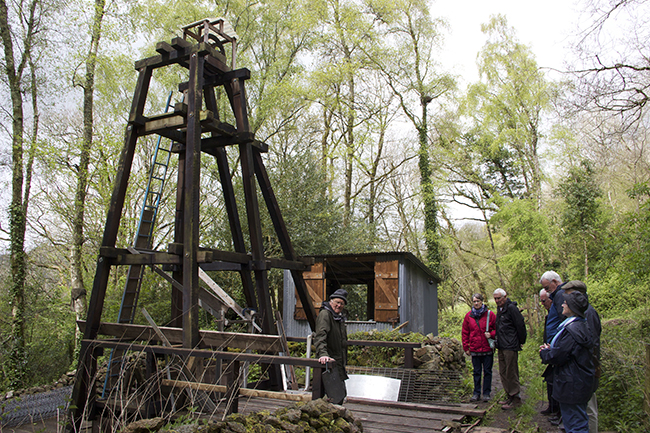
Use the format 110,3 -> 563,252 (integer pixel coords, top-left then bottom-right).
596,313 -> 648,432
491,199 -> 553,295
436,306 -> 466,340
556,160 -> 602,234
0,252 -> 77,392
594,183 -> 650,283
587,275 -> 650,317
554,160 -> 606,278
346,329 -> 425,367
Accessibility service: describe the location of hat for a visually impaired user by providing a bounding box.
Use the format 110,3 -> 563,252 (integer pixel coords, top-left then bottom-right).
562,280 -> 587,294
564,291 -> 588,318
330,289 -> 348,304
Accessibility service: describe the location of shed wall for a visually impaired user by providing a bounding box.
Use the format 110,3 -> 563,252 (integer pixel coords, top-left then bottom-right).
402,259 -> 438,335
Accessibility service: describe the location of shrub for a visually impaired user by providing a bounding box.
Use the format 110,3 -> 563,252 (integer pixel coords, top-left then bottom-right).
596,314 -> 649,432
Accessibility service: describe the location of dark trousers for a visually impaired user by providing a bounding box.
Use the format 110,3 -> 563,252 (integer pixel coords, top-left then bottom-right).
546,380 -> 560,412
561,402 -> 589,433
497,349 -> 520,397
471,353 -> 494,396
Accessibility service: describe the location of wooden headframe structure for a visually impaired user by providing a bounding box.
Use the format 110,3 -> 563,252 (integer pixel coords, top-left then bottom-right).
68,18 -> 318,430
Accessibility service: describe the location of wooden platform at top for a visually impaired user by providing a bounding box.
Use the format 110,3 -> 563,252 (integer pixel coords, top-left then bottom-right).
233,396 -> 484,433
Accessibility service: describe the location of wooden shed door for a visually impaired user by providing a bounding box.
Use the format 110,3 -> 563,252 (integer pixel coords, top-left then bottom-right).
294,262 -> 325,320
374,259 -> 399,323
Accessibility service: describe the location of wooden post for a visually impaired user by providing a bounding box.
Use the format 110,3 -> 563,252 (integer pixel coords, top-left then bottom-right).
404,347 -> 414,369
311,365 -> 324,400
182,49 -> 204,349
224,360 -> 240,415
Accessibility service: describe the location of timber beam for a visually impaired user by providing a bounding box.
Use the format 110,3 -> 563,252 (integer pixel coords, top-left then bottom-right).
97,246 -> 311,271
76,321 -> 283,352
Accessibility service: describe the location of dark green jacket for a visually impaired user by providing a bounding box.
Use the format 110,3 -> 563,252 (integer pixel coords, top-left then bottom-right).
314,306 -> 348,380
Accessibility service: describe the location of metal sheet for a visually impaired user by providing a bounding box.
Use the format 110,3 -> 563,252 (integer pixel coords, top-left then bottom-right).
345,374 -> 401,401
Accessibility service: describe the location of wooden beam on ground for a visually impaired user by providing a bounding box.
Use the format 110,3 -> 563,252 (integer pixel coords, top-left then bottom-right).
161,379 -> 311,402
345,396 -> 485,418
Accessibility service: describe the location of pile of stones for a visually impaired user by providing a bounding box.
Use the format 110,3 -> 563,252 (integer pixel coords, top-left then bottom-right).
122,398 -> 363,433
413,335 -> 465,371
1,371 -> 75,402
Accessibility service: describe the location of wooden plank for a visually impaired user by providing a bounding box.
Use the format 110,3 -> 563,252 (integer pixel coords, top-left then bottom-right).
361,423 -> 441,433
343,402 -> 464,422
198,267 -> 262,332
355,416 -> 443,431
161,379 -> 311,401
81,340 -> 330,369
236,397 -> 291,414
76,321 -> 282,352
112,252 -> 181,266
155,41 -> 174,54
199,110 -> 236,135
287,336 -> 420,349
346,397 -> 485,417
275,310 -> 298,390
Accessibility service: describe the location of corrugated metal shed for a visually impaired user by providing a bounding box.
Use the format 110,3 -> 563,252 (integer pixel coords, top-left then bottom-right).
283,252 -> 439,338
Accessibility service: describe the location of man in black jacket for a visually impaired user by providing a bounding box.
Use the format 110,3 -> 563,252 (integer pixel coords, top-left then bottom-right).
314,288 -> 349,404
493,288 -> 527,410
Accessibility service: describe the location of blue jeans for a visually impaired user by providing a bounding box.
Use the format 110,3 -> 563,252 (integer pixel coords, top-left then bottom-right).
561,402 -> 589,433
471,353 -> 494,396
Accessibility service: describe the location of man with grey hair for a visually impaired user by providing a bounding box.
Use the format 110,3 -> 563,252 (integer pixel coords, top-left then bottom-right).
539,271 -> 566,342
539,288 -> 560,416
493,288 -> 527,410
539,271 -> 566,421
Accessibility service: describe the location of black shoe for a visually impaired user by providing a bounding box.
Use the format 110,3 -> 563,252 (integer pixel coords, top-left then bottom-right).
540,406 -> 553,415
550,416 -> 563,426
470,394 -> 480,402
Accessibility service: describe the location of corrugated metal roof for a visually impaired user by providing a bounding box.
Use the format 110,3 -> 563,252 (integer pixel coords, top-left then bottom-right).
304,251 -> 440,283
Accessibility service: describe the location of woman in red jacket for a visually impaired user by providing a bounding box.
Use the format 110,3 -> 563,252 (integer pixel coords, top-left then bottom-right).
462,293 -> 497,401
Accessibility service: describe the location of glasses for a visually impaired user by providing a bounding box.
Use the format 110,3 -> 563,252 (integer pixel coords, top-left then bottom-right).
494,296 -> 503,300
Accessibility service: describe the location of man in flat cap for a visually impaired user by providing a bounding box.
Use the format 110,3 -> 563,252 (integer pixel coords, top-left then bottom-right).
314,288 -> 349,404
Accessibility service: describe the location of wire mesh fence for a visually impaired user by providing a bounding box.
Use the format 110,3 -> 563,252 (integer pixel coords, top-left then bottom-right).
347,366 -> 465,404
0,385 -> 72,428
